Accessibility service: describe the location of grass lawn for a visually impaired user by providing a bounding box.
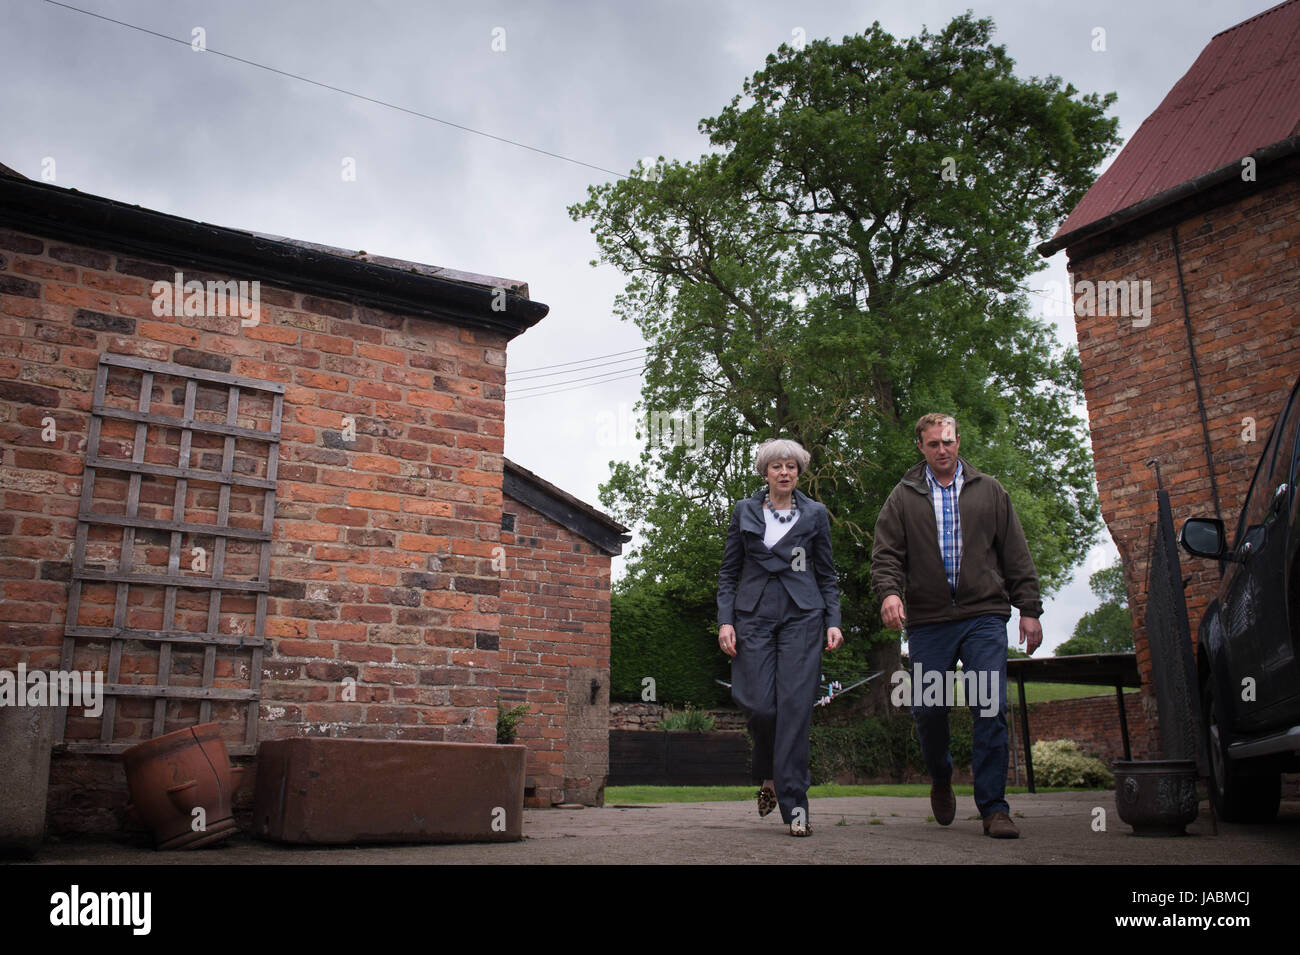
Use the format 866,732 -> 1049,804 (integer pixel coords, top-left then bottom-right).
605,783 -> 1095,803
1009,682 -> 1138,703
890,676 -> 1134,706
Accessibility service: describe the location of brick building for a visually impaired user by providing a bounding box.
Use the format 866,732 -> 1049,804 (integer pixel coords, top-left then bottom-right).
0,163 -> 622,837
1039,0 -> 1300,687
501,460 -> 629,807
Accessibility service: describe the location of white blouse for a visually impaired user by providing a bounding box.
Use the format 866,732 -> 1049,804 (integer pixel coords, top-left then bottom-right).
762,504 -> 799,548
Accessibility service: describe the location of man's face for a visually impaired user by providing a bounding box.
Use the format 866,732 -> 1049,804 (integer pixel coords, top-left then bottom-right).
918,422 -> 960,478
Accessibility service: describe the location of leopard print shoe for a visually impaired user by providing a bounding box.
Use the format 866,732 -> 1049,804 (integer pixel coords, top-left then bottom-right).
757,786 -> 777,817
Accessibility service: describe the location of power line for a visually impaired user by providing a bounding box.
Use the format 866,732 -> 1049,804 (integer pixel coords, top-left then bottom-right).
509,354 -> 646,382
37,1 -> 1085,307
43,0 -> 629,180
509,346 -> 646,376
506,371 -> 650,402
46,0 -> 1073,317
505,370 -> 644,401
507,365 -> 645,397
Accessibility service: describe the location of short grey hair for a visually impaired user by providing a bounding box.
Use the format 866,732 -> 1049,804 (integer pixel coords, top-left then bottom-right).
754,438 -> 811,477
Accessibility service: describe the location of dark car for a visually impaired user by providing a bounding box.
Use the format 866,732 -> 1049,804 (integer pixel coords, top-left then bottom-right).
1180,372 -> 1300,822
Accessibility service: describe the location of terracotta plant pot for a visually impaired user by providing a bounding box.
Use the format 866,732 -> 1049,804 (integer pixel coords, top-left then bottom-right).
1113,759 -> 1200,836
122,722 -> 242,850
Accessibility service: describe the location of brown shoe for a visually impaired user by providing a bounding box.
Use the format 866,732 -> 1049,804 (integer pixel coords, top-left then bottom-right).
983,811 -> 1019,838
930,781 -> 956,826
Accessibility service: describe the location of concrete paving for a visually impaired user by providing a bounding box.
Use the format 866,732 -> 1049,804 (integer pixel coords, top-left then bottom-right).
15,791 -> 1300,864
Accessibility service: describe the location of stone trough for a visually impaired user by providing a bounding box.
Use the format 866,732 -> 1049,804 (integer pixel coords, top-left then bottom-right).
252,738 -> 526,844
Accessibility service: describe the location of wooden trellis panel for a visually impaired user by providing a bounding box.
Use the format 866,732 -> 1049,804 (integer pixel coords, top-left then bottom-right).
57,354 -> 283,755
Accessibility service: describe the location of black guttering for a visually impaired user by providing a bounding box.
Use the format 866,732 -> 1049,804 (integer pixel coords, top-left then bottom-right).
503,459 -> 631,557
0,175 -> 548,339
1037,134 -> 1300,258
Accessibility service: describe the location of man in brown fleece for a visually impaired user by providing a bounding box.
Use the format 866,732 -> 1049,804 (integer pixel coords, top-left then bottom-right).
872,413 -> 1043,838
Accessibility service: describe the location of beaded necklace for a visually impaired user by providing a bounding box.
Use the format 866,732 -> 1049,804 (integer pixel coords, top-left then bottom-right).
762,487 -> 798,524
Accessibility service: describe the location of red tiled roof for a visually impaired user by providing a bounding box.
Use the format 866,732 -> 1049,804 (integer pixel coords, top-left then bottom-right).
1046,0 -> 1300,252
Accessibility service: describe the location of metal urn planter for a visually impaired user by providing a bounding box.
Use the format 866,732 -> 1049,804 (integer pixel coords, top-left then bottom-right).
122,722 -> 243,850
1113,759 -> 1200,836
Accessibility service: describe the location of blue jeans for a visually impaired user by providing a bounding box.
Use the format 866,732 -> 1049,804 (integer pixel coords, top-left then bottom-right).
906,614 -> 1010,817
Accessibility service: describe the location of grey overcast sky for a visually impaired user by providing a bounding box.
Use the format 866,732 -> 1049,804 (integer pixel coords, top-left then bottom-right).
2,0 -> 1281,651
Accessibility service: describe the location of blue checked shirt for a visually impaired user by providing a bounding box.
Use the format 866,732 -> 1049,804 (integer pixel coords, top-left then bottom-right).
924,462 -> 963,595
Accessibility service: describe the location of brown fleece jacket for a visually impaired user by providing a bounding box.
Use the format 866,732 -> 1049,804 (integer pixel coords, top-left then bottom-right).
871,458 -> 1043,626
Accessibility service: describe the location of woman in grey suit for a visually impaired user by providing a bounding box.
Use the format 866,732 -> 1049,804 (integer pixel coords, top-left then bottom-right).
717,438 -> 843,836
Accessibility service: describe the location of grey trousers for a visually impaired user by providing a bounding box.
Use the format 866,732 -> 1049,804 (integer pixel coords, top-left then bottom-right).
730,576 -> 824,825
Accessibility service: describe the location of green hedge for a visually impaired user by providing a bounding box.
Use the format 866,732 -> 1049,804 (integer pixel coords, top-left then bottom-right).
610,589 -> 730,707
809,710 -> 975,784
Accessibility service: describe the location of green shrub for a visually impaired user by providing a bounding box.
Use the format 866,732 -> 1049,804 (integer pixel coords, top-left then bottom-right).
947,707 -> 974,768
497,701 -> 530,744
809,710 -> 976,784
1030,739 -> 1114,788
659,704 -> 717,732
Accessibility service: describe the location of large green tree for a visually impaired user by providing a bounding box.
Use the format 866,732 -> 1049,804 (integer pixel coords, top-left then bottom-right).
571,15 -> 1120,703
1055,565 -> 1135,656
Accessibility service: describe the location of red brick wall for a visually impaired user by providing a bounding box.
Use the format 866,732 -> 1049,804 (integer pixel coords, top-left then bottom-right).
1068,177 -> 1300,688
1016,693 -> 1157,768
499,498 -> 611,807
0,227 -> 509,831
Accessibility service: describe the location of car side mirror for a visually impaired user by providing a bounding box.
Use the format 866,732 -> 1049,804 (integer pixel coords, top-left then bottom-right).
1180,517 -> 1227,560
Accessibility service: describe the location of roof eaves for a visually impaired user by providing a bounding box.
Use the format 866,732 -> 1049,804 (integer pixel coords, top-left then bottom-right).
0,175 -> 548,340
253,234 -> 532,299
502,459 -> 631,556
1037,133 -> 1300,258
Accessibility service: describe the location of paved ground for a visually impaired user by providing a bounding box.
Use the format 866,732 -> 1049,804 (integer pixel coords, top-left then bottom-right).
17,791 -> 1300,864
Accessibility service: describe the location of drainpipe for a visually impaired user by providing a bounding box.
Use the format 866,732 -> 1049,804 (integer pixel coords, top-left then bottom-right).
1170,225 -> 1223,535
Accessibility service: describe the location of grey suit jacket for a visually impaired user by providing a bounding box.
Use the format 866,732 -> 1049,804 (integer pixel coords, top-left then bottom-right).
717,487 -> 842,629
